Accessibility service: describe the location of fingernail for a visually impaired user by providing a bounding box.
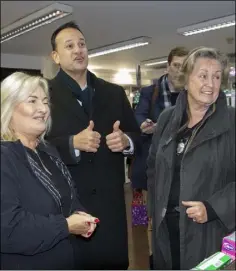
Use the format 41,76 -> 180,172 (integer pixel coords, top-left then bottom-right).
87,222 -> 91,226
95,218 -> 100,223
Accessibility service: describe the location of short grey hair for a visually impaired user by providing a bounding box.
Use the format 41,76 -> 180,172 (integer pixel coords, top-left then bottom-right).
176,46 -> 229,90
1,72 -> 51,142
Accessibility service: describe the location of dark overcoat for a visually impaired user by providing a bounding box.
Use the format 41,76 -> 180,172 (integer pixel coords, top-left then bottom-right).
147,90 -> 235,269
1,140 -> 85,270
47,70 -> 140,269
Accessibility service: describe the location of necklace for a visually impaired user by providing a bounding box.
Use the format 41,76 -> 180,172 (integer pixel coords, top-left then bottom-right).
34,149 -> 52,176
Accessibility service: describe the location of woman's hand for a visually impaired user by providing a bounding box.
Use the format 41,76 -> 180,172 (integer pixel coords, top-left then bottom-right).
182,201 -> 208,223
66,212 -> 99,238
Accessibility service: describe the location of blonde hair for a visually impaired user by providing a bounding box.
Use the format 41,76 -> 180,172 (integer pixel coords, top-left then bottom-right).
176,46 -> 229,90
1,72 -> 52,142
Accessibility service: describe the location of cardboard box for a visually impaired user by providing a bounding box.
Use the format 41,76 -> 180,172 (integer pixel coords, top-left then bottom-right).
192,252 -> 231,270
221,231 -> 236,261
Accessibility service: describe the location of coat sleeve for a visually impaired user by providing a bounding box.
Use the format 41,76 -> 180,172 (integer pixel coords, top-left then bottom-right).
146,108 -> 173,216
1,154 -> 70,255
206,108 -> 235,232
119,87 -> 141,155
135,86 -> 153,127
206,181 -> 235,232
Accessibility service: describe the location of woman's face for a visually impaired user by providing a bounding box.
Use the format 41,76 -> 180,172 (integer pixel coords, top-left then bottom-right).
186,57 -> 222,107
11,86 -> 50,139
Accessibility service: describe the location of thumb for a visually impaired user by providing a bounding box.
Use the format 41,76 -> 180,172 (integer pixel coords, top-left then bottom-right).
113,120 -> 120,132
87,120 -> 94,131
182,201 -> 198,207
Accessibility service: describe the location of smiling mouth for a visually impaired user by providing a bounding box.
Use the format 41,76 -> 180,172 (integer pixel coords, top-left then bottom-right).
34,117 -> 45,122
202,91 -> 213,95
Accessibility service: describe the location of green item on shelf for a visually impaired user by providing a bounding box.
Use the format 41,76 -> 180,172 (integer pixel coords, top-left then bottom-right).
133,91 -> 140,104
191,252 -> 231,270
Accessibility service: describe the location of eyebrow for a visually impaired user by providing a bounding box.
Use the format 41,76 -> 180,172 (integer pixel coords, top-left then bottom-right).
29,95 -> 48,100
65,38 -> 85,43
199,69 -> 222,72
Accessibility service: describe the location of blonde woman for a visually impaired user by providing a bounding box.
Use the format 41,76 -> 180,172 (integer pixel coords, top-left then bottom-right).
147,47 -> 235,269
1,72 -> 99,270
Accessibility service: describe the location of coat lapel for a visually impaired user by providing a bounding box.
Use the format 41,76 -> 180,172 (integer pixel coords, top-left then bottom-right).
89,72 -> 109,120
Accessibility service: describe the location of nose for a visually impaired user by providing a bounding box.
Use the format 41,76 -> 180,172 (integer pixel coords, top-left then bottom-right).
37,101 -> 48,113
73,44 -> 82,54
206,77 -> 213,87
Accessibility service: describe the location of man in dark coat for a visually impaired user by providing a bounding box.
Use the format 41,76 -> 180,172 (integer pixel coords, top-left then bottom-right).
131,47 -> 189,268
46,21 -> 140,269
131,46 -> 189,192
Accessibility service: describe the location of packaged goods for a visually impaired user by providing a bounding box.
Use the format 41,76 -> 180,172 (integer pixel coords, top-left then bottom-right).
221,231 -> 235,261
191,252 -> 231,270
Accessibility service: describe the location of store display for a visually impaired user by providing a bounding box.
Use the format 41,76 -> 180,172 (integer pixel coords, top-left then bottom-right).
131,191 -> 148,226
221,231 -> 235,261
191,252 -> 231,270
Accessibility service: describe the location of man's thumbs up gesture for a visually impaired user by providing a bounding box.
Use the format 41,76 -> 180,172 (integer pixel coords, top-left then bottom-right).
73,120 -> 101,152
106,120 -> 130,152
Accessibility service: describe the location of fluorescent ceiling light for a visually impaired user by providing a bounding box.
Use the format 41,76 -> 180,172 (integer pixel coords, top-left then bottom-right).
1,3 -> 73,43
177,14 -> 235,36
88,36 -> 151,58
142,58 -> 168,66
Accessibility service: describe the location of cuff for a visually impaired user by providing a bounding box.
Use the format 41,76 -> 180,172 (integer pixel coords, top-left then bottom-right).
122,134 -> 134,155
69,136 -> 81,162
203,200 -> 218,222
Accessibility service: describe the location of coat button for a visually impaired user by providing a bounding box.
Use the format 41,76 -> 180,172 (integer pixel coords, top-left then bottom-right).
89,159 -> 93,163
92,188 -> 97,195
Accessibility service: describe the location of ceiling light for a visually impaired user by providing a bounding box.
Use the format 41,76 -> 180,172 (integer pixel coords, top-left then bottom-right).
141,57 -> 168,67
177,14 -> 235,36
1,3 -> 73,43
88,36 -> 151,58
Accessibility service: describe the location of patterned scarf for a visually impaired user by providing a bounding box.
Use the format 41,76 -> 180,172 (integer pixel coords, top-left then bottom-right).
159,74 -> 172,109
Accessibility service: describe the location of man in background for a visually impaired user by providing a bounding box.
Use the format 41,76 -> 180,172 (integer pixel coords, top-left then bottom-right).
130,46 -> 189,268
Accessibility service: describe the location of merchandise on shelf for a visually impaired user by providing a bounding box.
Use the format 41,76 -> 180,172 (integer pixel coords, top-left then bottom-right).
221,231 -> 235,261
191,252 -> 231,270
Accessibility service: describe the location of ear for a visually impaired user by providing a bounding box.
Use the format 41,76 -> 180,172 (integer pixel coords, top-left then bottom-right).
166,63 -> 170,73
51,51 -> 60,65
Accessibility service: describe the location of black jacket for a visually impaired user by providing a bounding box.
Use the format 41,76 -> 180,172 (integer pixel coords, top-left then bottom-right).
47,70 -> 140,268
1,140 -> 85,270
147,90 -> 235,269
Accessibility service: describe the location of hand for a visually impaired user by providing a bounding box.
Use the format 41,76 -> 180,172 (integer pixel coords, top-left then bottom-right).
140,119 -> 156,134
106,121 -> 130,152
74,211 -> 100,238
73,121 -> 101,153
66,212 -> 99,238
182,201 -> 208,224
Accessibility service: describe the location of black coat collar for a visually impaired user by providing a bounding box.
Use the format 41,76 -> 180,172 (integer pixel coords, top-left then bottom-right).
169,90 -> 230,136
1,140 -> 61,160
50,69 -> 109,124
162,90 -> 231,153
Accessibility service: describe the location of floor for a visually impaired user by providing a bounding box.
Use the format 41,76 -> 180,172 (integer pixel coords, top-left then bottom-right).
124,182 -> 150,270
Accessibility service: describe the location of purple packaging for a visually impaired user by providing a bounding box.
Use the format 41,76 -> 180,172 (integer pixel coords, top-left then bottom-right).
221,231 -> 236,261
131,205 -> 148,226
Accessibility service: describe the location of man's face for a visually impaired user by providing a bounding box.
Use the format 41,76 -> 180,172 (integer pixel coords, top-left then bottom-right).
167,56 -> 186,86
51,28 -> 88,73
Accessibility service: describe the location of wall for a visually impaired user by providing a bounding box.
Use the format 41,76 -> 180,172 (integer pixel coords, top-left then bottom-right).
1,53 -> 165,86
1,53 -> 42,70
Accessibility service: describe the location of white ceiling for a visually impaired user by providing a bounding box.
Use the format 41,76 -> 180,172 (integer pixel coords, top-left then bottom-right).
1,1 -> 235,73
